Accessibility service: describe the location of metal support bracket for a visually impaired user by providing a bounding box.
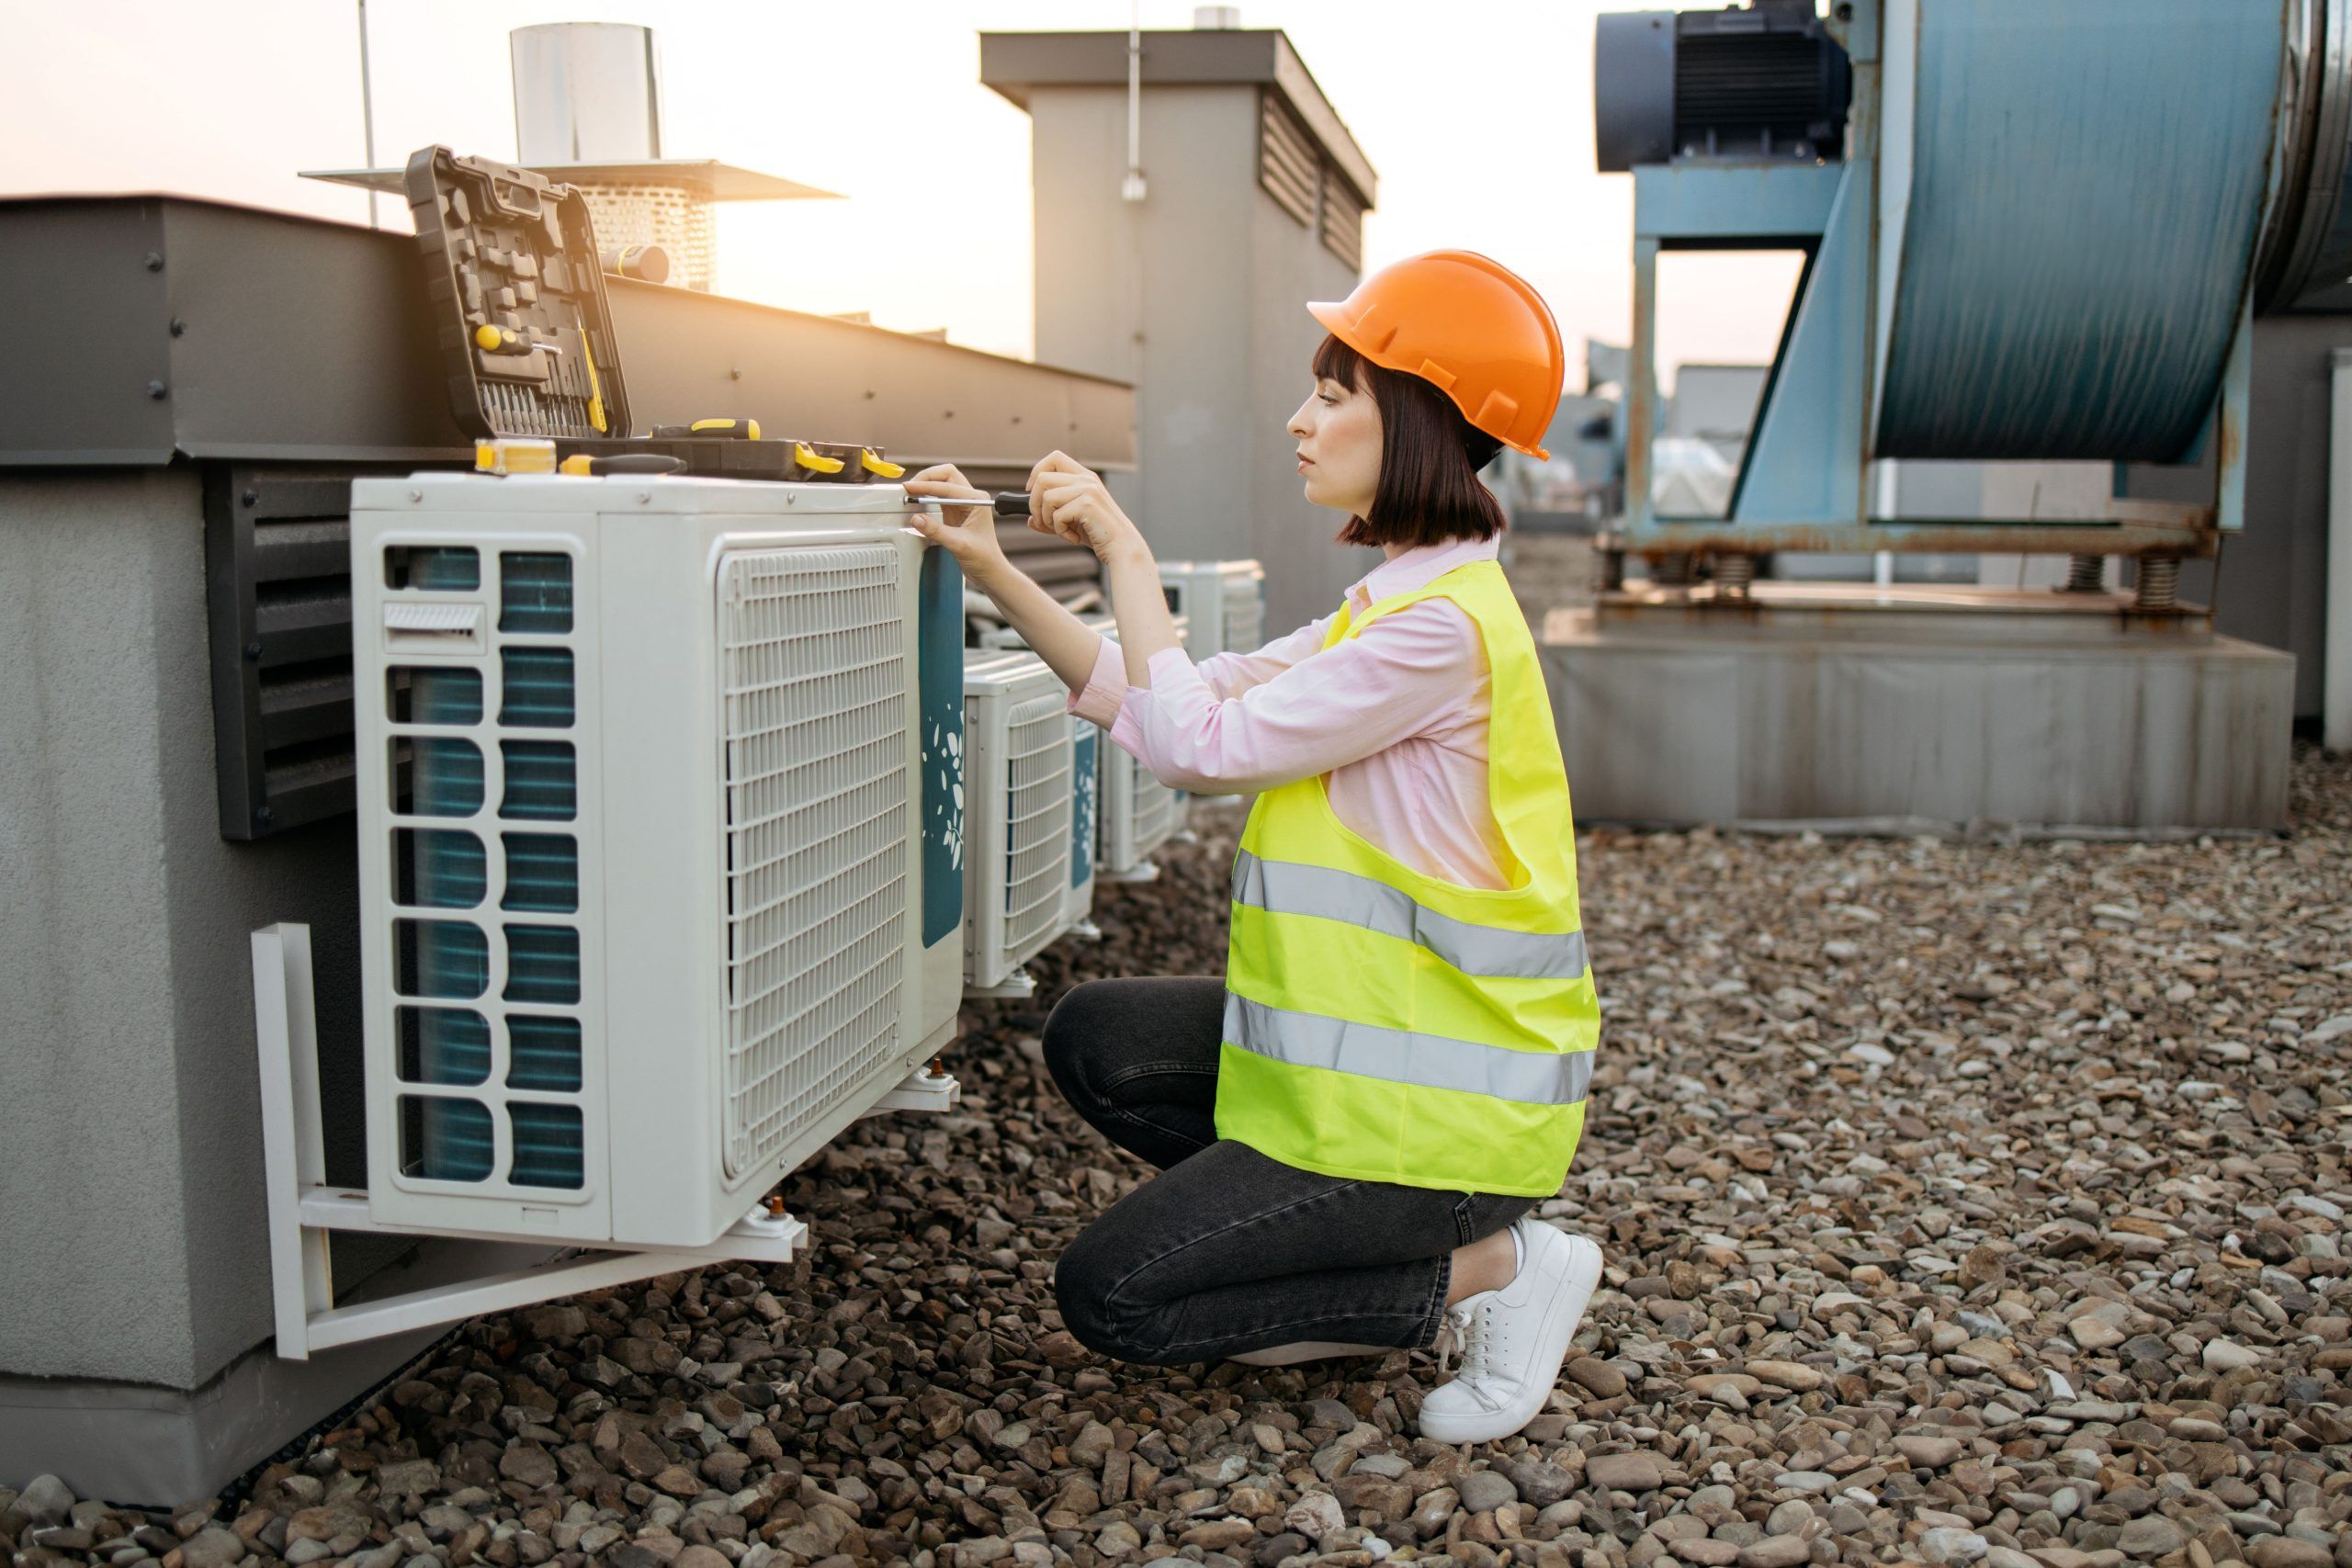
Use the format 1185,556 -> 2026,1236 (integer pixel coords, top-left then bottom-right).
859,1062 -> 962,1119
1098,861 -> 1162,885
965,964 -> 1037,1000
1068,919 -> 1104,942
250,923 -> 808,1361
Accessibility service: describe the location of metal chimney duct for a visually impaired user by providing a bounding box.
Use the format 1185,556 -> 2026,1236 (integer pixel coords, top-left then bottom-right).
511,23 -> 664,164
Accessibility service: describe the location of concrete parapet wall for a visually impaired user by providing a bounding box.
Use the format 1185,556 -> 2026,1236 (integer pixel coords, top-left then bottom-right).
1544,611 -> 2294,831
0,470 -> 365,1390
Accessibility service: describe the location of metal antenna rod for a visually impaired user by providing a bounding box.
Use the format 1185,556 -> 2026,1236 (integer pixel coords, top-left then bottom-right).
1121,0 -> 1147,203
357,0 -> 379,230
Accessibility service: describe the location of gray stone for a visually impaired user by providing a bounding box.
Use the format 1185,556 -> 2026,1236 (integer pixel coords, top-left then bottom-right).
1896,1434 -> 1964,1470
1584,1453 -> 1664,1494
15,1477 -> 74,1529
2202,1338 -> 2264,1371
1253,1534 -> 1308,1568
1456,1470 -> 1518,1515
179,1528 -> 249,1568
1285,1492 -> 1344,1542
1069,1421 -> 1116,1467
2245,1540 -> 2335,1568
1496,1455 -> 1575,1508
500,1444 -> 559,1489
2115,1517 -> 2183,1557
1736,1538 -> 1811,1568
1917,1528 -> 1987,1564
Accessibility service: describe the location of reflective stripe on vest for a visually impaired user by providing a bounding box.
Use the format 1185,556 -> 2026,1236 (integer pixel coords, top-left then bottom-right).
1231,847 -> 1588,982
1225,991 -> 1595,1107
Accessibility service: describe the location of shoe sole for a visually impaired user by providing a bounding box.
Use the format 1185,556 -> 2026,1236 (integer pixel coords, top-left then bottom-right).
1418,1229 -> 1604,1445
1227,1339 -> 1393,1367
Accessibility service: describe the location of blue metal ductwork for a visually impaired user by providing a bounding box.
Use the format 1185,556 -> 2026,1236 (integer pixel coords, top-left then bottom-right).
1596,0 -> 2352,563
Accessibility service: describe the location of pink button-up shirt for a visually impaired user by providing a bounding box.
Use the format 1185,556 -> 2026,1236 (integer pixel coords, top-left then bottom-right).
1066,535 -> 1510,889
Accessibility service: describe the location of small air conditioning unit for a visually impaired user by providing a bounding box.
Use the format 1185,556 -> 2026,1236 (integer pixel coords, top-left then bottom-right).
962,649 -> 1080,997
346,473 -> 966,1250
1159,558 -> 1266,659
1098,736 -> 1184,883
977,615 -> 1188,882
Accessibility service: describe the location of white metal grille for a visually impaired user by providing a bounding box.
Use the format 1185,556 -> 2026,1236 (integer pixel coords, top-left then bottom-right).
717,547 -> 909,1179
1123,751 -> 1181,861
1222,578 -> 1265,658
1102,744 -> 1181,874
1000,690 -> 1072,969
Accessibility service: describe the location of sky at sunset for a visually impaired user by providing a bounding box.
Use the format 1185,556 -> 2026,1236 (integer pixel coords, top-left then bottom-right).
2,0 -> 1801,386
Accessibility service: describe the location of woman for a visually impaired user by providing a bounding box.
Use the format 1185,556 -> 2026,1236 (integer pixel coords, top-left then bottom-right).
906,250 -> 1601,1446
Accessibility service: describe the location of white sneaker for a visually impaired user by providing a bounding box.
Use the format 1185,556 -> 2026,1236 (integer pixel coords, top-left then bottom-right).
1417,1217 -> 1604,1444
1227,1339 -> 1394,1367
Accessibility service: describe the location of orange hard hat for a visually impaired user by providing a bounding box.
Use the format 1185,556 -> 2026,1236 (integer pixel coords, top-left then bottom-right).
1307,250 -> 1565,460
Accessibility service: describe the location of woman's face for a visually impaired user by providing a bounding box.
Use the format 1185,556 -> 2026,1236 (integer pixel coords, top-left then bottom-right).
1288,368 -> 1381,517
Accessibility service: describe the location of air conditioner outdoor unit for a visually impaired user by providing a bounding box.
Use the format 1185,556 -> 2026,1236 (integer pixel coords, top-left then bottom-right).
977,615 -> 1188,882
1159,558 -> 1266,659
343,473 -> 967,1252
962,649 -> 1080,997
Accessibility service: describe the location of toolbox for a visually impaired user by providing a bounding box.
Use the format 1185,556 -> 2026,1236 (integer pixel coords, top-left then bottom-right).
401,145 -> 900,482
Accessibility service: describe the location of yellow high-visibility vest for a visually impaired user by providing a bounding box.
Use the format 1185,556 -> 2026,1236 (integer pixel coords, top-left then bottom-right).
1216,558 -> 1599,1197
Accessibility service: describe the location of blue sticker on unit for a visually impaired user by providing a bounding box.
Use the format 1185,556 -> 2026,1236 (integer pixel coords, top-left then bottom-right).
1070,728 -> 1097,887
917,549 -> 967,946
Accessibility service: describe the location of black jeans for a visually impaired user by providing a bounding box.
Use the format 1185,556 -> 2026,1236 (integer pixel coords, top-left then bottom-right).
1042,976 -> 1536,1366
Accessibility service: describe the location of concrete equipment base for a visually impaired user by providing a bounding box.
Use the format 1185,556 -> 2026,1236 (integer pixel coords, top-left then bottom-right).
1541,585 -> 2294,831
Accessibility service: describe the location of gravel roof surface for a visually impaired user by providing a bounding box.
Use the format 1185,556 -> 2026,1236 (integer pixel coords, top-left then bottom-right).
7,751 -> 2348,1568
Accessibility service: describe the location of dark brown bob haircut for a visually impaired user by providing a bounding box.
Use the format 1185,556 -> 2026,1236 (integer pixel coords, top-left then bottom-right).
1312,332 -> 1508,549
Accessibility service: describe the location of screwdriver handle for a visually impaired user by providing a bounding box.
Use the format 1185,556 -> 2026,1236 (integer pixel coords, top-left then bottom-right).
558,452 -> 688,477
920,491 -> 1031,518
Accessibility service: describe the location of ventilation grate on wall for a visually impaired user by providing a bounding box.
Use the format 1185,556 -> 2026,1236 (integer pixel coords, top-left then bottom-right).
1320,177 -> 1366,271
205,462 -> 459,840
716,546 -> 911,1181
1260,91 -> 1320,228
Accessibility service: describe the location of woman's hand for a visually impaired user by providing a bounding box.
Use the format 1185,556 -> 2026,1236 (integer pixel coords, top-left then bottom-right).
1029,451 -> 1144,563
905,465 -> 1009,582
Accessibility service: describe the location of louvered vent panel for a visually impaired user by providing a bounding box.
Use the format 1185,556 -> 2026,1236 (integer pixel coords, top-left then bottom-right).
1321,180 -> 1365,270
1000,690 -> 1073,970
717,546 -> 910,1180
389,547 -> 588,1195
1126,756 -> 1181,860
1105,744 -> 1181,872
1260,92 -> 1319,226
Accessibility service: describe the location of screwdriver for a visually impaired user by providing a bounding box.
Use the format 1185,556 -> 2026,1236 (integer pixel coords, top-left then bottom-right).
558,452 -> 688,477
917,491 -> 1032,518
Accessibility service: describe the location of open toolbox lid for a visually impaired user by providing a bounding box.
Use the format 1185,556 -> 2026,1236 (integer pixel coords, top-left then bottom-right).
401,144 -> 901,482
405,146 -> 631,442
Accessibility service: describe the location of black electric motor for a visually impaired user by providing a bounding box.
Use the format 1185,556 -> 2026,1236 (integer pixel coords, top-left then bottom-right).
1596,0 -> 1852,172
